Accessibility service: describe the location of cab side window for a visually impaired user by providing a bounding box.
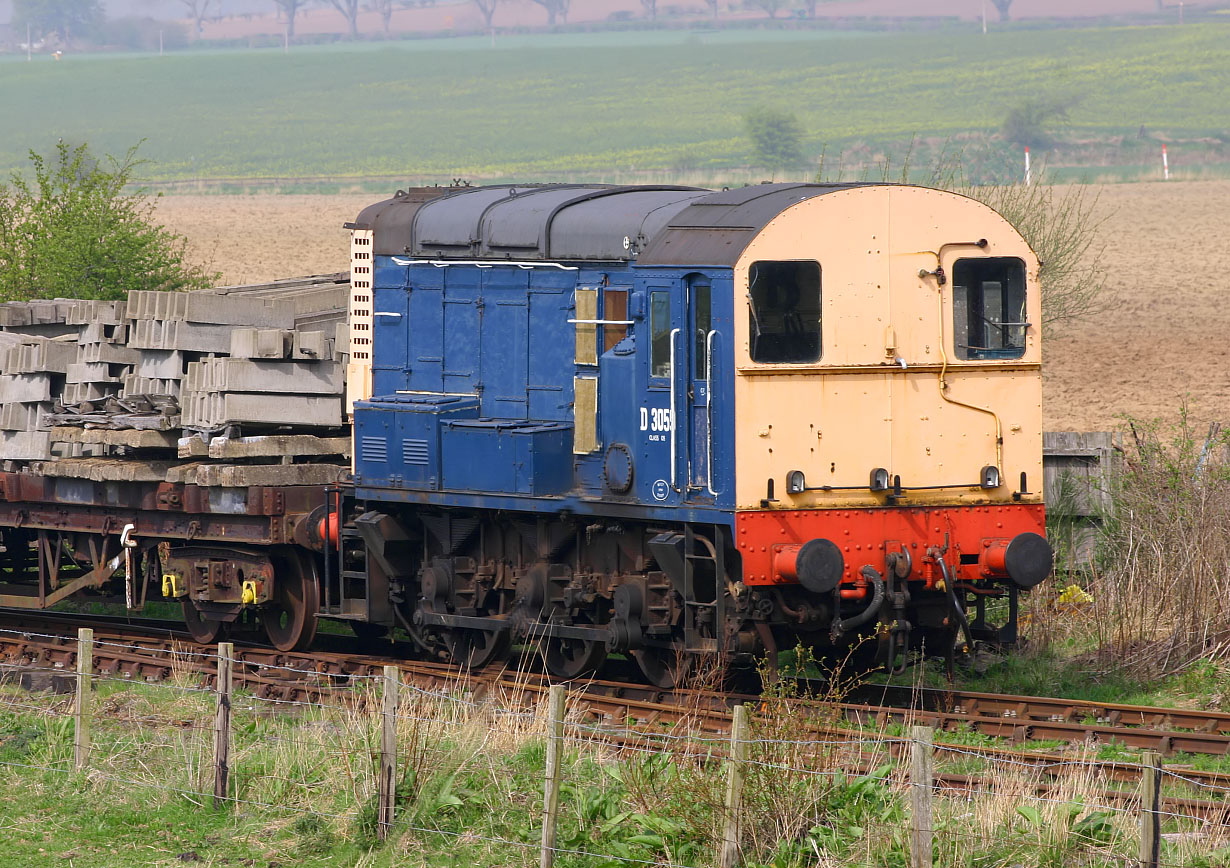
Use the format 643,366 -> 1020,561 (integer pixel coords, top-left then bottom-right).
747,260 -> 822,364
953,257 -> 1028,360
650,291 -> 671,378
693,281 -> 711,379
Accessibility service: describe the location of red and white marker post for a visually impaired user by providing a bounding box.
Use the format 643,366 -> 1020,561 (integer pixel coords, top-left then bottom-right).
1024,147 -> 1032,186
1162,144 -> 1170,181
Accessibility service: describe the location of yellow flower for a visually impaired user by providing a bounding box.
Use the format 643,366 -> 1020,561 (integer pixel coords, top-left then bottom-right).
1057,584 -> 1093,605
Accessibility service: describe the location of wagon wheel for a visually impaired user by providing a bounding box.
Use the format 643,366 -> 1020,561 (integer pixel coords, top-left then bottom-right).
544,636 -> 606,680
181,598 -> 226,645
262,548 -> 320,652
447,627 -> 511,670
633,644 -> 694,690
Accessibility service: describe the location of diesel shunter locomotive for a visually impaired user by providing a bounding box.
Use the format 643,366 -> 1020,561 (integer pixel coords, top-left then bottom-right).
0,182 -> 1053,688
340,182 -> 1053,686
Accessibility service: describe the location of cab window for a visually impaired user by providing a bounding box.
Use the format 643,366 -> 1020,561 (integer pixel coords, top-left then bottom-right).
747,260 -> 821,364
650,291 -> 671,378
953,257 -> 1028,360
693,281 -> 711,379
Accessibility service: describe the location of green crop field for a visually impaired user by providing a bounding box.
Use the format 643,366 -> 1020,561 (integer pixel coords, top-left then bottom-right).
1,22 -> 1227,183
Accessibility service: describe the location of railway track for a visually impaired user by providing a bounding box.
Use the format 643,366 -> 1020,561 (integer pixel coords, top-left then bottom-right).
5,612 -> 1230,753
838,691 -> 1230,756
2,614 -> 1230,823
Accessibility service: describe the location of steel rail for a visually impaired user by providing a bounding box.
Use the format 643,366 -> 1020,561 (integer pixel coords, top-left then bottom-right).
849,682 -> 1230,736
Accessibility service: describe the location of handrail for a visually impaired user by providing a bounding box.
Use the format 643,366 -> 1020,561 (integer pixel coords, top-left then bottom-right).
390,257 -> 578,270
668,327 -> 680,492
705,329 -> 717,497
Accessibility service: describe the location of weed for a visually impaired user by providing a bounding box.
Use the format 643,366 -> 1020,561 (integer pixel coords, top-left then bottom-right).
1087,410 -> 1230,681
291,812 -> 337,856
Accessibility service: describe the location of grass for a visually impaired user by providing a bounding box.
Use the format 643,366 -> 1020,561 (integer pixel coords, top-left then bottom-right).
873,601 -> 1230,723
1,23 -> 1228,184
5,662 -> 1230,867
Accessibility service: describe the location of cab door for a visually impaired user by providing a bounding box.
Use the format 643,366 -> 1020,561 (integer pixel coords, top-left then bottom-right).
641,280 -> 684,507
687,276 -> 717,500
638,272 -> 722,508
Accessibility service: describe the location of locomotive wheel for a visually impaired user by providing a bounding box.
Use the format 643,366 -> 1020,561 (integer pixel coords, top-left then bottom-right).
448,627 -> 511,670
633,645 -> 693,690
544,637 -> 607,680
181,598 -> 225,645
263,548 -> 320,652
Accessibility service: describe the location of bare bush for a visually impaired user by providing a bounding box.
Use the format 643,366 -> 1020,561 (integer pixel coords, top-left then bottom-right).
851,140 -> 1110,329
965,180 -> 1110,329
1088,412 -> 1230,679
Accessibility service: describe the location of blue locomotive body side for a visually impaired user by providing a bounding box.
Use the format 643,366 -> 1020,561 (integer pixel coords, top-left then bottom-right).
353,256 -> 736,524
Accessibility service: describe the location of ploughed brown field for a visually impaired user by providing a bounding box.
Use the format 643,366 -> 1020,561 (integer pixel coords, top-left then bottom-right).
153,180 -> 1230,434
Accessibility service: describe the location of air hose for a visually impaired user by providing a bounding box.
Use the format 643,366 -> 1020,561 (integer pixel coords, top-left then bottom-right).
831,566 -> 886,641
939,556 -> 976,653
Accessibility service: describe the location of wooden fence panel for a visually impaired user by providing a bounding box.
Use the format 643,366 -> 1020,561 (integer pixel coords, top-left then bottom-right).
1042,431 -> 1119,569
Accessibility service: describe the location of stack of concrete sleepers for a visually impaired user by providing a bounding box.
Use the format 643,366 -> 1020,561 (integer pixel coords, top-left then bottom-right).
0,299 -> 77,338
180,327 -> 344,430
0,301 -> 81,460
65,299 -> 139,405
172,275 -> 350,485
0,275 -> 351,483
0,335 -> 73,459
124,287 -> 298,402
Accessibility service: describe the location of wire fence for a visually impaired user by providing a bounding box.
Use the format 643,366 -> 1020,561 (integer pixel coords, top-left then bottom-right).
2,630 -> 1230,867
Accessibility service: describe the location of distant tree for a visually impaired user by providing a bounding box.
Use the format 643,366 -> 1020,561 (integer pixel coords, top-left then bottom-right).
13,0 -> 103,44
640,0 -> 656,21
97,15 -> 189,50
751,0 -> 785,18
179,0 -> 214,36
328,0 -> 361,37
370,0 -> 393,34
744,107 -> 806,172
702,0 -> 717,19
0,142 -> 218,302
990,0 -> 1012,20
473,0 -> 498,29
529,0 -> 568,25
801,0 -> 834,17
1001,97 -> 1071,149
271,0 -> 310,37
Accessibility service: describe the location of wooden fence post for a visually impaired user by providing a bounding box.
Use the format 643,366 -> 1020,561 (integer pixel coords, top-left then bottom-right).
377,664 -> 399,840
540,684 -> 566,868
720,703 -> 749,868
910,725 -> 934,868
73,628 -> 93,772
1139,750 -> 1162,868
213,642 -> 233,810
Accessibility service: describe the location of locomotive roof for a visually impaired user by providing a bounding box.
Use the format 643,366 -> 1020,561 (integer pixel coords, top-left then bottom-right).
349,182 -> 875,266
